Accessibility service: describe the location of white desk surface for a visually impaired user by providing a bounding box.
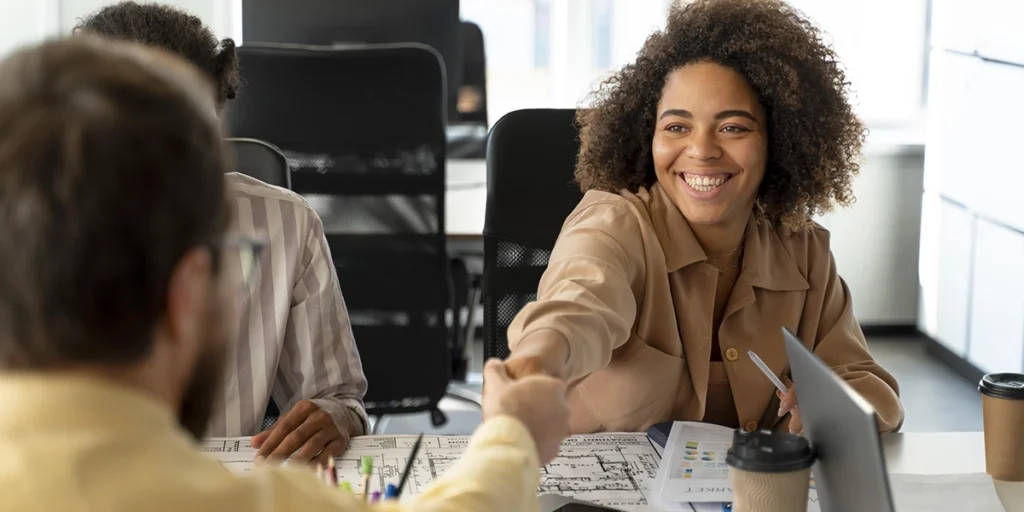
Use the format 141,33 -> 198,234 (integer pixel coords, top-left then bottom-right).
445,159 -> 487,238
884,432 -> 1023,511
644,432 -> 1021,511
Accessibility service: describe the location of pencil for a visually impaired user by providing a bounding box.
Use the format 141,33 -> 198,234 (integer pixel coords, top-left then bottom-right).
360,456 -> 374,502
395,433 -> 424,498
327,457 -> 337,485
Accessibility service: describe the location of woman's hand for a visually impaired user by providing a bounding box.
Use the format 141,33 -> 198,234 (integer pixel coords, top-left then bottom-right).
505,331 -> 570,381
482,359 -> 570,464
777,388 -> 803,435
505,354 -> 564,380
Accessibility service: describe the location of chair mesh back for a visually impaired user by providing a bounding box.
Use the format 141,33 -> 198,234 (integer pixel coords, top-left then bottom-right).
226,44 -> 451,416
483,109 -> 583,361
484,239 -> 551,360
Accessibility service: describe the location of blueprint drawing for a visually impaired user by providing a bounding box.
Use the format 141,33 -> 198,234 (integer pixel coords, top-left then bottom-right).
201,432 -> 662,510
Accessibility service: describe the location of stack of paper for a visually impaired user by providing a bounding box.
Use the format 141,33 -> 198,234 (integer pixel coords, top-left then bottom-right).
650,422 -> 820,511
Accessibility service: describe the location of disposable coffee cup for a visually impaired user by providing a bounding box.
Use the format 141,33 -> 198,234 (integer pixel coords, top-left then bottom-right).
979,372 -> 1024,481
726,429 -> 815,512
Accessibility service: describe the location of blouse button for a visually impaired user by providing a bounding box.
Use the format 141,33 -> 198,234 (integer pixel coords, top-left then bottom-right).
745,420 -> 758,432
725,347 -> 739,361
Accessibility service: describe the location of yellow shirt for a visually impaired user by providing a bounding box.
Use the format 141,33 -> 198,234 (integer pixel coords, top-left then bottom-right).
0,374 -> 540,512
508,183 -> 904,434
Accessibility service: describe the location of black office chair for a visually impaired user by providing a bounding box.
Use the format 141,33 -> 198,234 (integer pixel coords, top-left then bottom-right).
482,109 -> 584,361
226,43 -> 453,426
447,21 -> 488,159
456,21 -> 487,126
226,137 -> 291,189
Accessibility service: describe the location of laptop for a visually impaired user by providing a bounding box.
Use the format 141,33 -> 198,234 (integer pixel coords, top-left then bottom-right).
538,494 -> 623,512
782,327 -> 896,512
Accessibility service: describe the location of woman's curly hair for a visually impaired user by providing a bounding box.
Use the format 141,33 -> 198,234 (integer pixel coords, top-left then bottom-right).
74,1 -> 241,108
576,0 -> 865,230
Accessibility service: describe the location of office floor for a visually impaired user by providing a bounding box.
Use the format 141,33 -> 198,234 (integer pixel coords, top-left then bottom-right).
868,337 -> 982,432
373,336 -> 984,435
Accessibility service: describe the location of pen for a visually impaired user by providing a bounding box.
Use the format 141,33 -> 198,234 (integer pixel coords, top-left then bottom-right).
746,349 -> 790,397
327,457 -> 337,485
395,433 -> 424,498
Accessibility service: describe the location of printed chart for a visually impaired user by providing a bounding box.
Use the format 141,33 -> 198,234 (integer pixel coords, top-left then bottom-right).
670,432 -> 731,481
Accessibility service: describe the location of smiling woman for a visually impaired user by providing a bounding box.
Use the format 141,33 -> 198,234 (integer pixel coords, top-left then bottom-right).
503,0 -> 904,437
651,63 -> 768,241
575,0 -> 864,233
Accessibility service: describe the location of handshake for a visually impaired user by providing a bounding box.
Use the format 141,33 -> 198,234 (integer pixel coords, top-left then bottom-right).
481,358 -> 571,464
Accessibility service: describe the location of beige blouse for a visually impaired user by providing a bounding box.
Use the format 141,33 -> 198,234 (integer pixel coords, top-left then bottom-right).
508,183 -> 904,434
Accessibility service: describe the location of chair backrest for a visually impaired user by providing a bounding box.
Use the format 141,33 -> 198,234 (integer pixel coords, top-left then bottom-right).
226,43 -> 451,417
241,0 -> 462,121
482,109 -> 584,361
226,137 -> 291,189
455,21 -> 487,126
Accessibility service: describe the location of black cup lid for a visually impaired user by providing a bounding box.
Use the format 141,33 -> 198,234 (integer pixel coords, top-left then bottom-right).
979,373 -> 1024,400
726,429 -> 815,473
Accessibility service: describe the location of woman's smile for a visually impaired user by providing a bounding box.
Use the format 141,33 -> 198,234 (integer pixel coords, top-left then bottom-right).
676,171 -> 736,198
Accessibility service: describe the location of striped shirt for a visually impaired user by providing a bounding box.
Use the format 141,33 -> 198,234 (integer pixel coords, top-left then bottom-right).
205,173 -> 368,438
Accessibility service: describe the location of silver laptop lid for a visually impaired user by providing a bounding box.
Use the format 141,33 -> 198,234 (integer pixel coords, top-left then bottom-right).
782,327 -> 895,512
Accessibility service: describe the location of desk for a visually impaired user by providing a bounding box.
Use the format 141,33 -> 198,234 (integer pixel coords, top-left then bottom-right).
640,432 -> 1021,511
883,432 -> 1023,511
446,158 -> 487,239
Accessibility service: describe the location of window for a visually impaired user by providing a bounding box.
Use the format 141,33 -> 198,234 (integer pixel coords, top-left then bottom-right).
784,0 -> 928,125
534,0 -> 551,68
592,0 -> 613,69
462,0 -> 928,126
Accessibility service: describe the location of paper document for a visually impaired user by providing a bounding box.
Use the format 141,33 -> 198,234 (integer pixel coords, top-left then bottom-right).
652,422 -> 735,503
652,422 -> 820,511
202,432 -> 662,511
889,473 -> 1004,512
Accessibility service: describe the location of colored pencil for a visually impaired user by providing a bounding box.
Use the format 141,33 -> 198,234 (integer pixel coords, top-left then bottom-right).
360,456 -> 374,502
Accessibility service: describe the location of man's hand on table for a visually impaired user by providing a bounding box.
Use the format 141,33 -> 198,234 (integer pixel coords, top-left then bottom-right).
251,399 -> 358,466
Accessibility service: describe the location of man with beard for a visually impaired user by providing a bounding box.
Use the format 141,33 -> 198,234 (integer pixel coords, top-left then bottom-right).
0,36 -> 570,512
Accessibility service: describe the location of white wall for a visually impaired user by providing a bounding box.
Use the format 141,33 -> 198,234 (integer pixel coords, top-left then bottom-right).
0,0 -> 240,58
0,1 -> 60,57
918,0 -> 1024,374
817,142 -> 924,326
58,0 -> 240,39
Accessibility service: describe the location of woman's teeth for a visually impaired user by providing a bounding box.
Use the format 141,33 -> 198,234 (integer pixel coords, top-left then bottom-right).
683,174 -> 729,192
